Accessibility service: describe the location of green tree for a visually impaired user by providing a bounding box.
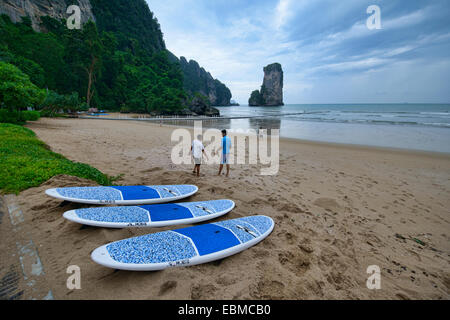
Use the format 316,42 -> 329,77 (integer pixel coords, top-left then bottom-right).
12,56 -> 46,87
0,62 -> 45,111
40,91 -> 80,116
64,21 -> 103,107
80,21 -> 104,107
0,3 -> 194,115
0,15 -> 64,90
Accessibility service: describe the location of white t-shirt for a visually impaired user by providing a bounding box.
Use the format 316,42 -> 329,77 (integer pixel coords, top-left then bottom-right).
192,140 -> 204,159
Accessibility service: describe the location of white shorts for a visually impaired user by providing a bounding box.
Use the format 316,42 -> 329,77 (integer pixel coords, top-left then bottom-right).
193,157 -> 202,165
221,154 -> 230,165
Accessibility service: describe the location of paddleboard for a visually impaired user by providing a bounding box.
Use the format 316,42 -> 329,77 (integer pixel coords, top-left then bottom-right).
91,215 -> 274,271
63,199 -> 235,228
45,185 -> 198,205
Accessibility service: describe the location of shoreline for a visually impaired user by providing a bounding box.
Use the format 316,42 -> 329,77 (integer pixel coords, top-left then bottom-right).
75,113 -> 450,156
3,116 -> 447,300
279,136 -> 450,158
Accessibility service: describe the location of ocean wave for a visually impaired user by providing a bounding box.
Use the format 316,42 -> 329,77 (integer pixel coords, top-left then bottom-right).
309,111 -> 450,117
293,118 -> 450,128
420,112 -> 450,116
339,110 -> 415,114
422,123 -> 450,127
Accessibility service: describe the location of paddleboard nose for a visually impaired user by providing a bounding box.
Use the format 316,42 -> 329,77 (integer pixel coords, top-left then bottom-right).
45,188 -> 59,198
91,246 -> 109,265
63,210 -> 77,222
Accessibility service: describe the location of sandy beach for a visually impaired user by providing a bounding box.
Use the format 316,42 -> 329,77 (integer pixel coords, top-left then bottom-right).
1,117 -> 449,300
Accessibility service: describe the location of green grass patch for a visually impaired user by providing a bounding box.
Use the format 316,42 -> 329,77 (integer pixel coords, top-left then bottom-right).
0,123 -> 114,194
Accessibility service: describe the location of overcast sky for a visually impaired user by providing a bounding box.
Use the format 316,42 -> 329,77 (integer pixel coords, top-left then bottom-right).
148,0 -> 450,104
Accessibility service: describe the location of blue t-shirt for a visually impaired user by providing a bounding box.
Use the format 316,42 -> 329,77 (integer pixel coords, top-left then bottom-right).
222,136 -> 231,154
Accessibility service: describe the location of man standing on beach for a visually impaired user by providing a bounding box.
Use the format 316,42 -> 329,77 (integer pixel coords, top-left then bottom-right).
218,129 -> 232,177
191,134 -> 207,177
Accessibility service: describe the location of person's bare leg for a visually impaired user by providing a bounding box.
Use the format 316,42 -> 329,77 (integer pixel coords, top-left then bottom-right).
226,164 -> 230,177
218,164 -> 223,176
196,165 -> 200,177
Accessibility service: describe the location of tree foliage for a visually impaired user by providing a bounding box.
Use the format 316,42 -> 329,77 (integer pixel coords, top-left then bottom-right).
39,91 -> 81,117
0,61 -> 45,111
178,57 -> 232,106
0,9 -> 186,114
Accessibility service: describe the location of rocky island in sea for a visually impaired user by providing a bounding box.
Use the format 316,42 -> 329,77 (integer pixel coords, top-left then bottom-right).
249,63 -> 284,106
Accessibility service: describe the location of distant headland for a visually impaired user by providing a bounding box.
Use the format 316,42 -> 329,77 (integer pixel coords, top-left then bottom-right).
249,63 -> 284,106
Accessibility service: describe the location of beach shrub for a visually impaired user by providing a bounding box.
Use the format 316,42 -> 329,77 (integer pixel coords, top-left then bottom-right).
0,109 -> 24,124
0,109 -> 40,124
22,110 -> 41,121
0,123 -> 113,194
39,91 -> 81,117
120,106 -> 131,113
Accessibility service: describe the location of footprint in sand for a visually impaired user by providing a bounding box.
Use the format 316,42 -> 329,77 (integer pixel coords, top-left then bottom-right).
278,251 -> 311,277
250,280 -> 285,299
313,198 -> 341,212
158,281 -> 177,296
216,275 -> 238,286
191,284 -> 217,300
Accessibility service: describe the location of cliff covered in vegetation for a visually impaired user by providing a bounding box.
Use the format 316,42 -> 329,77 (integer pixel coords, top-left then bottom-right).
179,57 -> 232,106
0,0 -> 231,115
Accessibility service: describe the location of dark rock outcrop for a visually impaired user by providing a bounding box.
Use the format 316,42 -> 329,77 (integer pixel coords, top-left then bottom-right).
249,63 -> 284,106
178,56 -> 232,106
249,90 -> 264,106
188,94 -> 220,117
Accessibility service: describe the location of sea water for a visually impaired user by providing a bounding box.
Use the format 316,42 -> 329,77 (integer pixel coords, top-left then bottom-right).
212,104 -> 450,153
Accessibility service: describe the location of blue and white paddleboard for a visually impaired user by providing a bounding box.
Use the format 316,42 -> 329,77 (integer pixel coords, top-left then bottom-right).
63,200 -> 235,228
45,185 -> 198,205
91,215 -> 274,271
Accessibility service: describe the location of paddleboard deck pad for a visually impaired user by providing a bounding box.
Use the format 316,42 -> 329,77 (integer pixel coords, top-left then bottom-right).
91,215 -> 274,271
45,185 -> 198,205
63,200 -> 235,228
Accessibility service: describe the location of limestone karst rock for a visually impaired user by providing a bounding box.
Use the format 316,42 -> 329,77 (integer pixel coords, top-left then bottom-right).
249,63 -> 284,106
